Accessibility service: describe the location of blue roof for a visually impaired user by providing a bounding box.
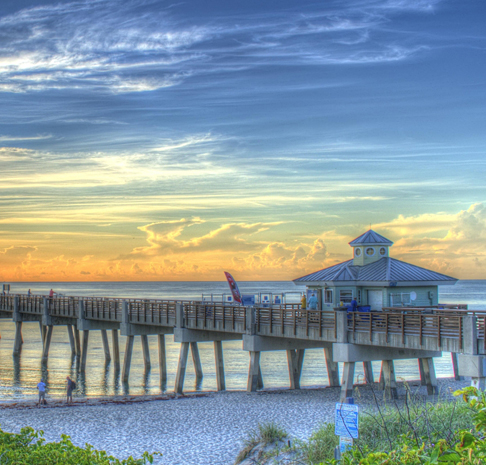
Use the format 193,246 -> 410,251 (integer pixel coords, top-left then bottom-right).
349,230 -> 393,246
294,257 -> 457,284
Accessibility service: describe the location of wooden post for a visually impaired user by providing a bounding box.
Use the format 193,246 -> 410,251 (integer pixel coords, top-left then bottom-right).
418,358 -> 427,386
80,330 -> 89,372
175,342 -> 190,394
214,340 -> 225,391
324,346 -> 340,387
41,326 -> 53,363
122,335 -> 134,383
379,362 -> 384,390
257,363 -> 264,390
247,351 -> 261,392
340,362 -> 356,402
74,328 -> 81,356
190,341 -> 203,383
421,357 -> 438,396
363,361 -> 374,383
141,335 -> 151,370
112,329 -> 120,369
451,353 -> 464,381
382,360 -> 398,399
287,349 -> 301,390
39,321 -> 45,343
158,334 -> 167,386
100,329 -> 111,363
67,325 -> 75,356
13,322 -> 23,356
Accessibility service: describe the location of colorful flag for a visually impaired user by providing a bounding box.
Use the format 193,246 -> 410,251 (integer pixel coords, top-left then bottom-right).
224,272 -> 242,303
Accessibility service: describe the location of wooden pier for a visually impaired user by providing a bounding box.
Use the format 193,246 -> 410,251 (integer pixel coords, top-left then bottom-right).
1,293 -> 484,400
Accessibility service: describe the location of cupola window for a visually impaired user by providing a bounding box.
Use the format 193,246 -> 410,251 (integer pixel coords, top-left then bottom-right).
365,247 -> 375,256
380,247 -> 386,256
355,248 -> 361,257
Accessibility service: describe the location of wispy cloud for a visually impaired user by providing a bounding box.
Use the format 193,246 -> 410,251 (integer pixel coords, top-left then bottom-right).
0,0 -> 441,93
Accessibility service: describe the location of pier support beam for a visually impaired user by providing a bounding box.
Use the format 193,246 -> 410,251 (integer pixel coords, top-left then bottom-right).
74,329 -> 81,356
13,322 -> 23,356
122,335 -> 134,383
382,360 -> 398,399
419,357 -> 438,396
141,335 -> 151,371
287,349 -> 305,390
190,342 -> 203,383
363,361 -> 374,384
247,351 -> 262,392
80,330 -> 89,372
101,330 -> 111,363
456,354 -> 486,390
41,326 -> 53,363
175,342 -> 190,394
67,325 -> 76,356
158,334 -> 167,386
112,329 -> 120,369
324,346 -> 340,387
451,353 -> 464,381
340,362 -> 356,402
214,340 -> 225,391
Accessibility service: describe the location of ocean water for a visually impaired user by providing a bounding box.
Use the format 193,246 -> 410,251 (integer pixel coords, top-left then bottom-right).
0,280 -> 483,401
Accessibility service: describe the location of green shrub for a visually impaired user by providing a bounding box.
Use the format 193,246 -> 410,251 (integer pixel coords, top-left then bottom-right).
0,426 -> 159,465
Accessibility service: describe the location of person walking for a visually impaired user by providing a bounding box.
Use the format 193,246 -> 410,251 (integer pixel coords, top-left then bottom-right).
27,289 -> 31,297
300,294 -> 307,309
49,289 -> 54,298
37,378 -> 46,406
66,376 -> 75,404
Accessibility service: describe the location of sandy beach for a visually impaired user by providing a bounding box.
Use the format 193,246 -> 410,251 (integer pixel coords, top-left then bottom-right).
0,378 -> 470,465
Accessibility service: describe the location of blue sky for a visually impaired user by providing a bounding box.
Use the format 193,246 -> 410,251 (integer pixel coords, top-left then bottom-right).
0,0 -> 485,281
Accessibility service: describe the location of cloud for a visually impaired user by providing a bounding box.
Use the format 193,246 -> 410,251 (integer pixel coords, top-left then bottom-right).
0,0 -> 440,93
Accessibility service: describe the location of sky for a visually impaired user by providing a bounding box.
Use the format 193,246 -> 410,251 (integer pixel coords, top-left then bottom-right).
0,0 -> 486,282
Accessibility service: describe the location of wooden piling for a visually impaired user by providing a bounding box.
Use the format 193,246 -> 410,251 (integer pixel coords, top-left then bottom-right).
363,361 -> 374,383
421,357 -> 438,395
287,349 -> 301,390
340,361 -> 356,401
324,346 -> 340,387
175,342 -> 190,394
158,334 -> 167,386
122,335 -> 134,383
247,351 -> 261,392
13,322 -> 23,356
112,329 -> 120,369
80,330 -> 89,372
141,335 -> 151,371
74,329 -> 81,356
67,325 -> 75,355
418,358 -> 427,386
41,326 -> 53,363
190,341 -> 203,382
382,360 -> 398,399
101,329 -> 111,363
214,340 -> 225,391
451,353 -> 463,381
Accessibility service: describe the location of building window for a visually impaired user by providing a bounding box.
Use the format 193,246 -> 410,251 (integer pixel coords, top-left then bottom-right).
380,247 -> 386,256
355,248 -> 361,256
339,290 -> 352,304
365,247 -> 375,256
324,289 -> 333,303
357,290 -> 361,303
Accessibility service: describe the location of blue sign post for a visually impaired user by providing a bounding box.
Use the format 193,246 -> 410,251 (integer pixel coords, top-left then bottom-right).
335,402 -> 359,457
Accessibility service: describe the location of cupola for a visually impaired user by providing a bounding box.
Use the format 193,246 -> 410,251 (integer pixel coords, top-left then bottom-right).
349,230 -> 393,266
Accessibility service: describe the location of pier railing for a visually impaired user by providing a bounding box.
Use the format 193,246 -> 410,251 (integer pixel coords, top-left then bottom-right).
184,302 -> 248,331
129,300 -> 177,325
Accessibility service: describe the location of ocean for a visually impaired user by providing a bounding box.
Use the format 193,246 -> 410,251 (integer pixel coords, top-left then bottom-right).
0,280 -> 483,401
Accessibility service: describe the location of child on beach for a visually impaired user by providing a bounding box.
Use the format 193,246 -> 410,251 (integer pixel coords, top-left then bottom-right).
66,376 -> 75,404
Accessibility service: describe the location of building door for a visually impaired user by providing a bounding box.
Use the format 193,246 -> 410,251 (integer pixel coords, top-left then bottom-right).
368,290 -> 383,311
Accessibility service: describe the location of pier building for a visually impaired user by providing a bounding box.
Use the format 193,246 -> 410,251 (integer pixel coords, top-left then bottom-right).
293,229 -> 458,311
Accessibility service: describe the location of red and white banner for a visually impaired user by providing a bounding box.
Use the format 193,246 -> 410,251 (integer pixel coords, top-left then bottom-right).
224,271 -> 242,303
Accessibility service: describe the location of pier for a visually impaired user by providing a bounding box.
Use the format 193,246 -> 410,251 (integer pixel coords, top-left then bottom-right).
0,293 -> 484,401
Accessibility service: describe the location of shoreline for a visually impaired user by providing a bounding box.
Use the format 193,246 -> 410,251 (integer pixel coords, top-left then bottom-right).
0,378 -> 471,465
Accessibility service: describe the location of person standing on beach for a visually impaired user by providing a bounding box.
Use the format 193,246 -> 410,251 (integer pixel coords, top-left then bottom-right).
37,378 -> 46,406
66,376 -> 75,404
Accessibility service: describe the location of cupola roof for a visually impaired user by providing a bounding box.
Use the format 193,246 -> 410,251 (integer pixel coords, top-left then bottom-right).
349,229 -> 393,247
